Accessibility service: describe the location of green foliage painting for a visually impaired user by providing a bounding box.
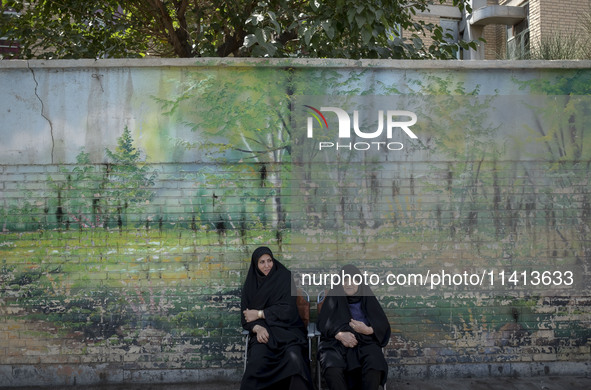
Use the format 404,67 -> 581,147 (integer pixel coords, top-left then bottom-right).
40,127 -> 158,231
0,63 -> 590,379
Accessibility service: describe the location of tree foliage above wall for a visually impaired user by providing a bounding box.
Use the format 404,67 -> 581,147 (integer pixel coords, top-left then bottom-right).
0,0 -> 476,59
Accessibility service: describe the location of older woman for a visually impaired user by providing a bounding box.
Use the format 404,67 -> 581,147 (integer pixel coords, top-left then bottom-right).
240,246 -> 313,390
317,264 -> 391,390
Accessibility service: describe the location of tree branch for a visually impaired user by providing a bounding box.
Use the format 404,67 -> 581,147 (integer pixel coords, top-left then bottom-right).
146,0 -> 192,57
235,146 -> 288,155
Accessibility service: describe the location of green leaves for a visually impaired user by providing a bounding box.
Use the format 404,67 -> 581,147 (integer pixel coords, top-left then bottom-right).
320,20 -> 334,40
1,0 -> 477,60
303,26 -> 314,47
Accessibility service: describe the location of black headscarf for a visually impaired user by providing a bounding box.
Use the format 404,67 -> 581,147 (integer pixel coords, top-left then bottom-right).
342,263 -> 363,304
317,264 -> 391,347
251,246 -> 277,288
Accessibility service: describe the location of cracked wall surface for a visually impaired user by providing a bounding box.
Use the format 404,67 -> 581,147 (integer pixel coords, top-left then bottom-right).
0,59 -> 590,387
26,62 -> 56,164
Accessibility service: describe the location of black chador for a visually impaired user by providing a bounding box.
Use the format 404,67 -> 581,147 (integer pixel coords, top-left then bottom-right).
317,264 -> 391,390
240,246 -> 313,390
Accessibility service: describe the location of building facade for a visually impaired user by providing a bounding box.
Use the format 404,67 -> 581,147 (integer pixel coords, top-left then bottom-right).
425,0 -> 590,59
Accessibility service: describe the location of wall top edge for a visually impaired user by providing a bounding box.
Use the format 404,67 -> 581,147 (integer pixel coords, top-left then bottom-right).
1,57 -> 591,70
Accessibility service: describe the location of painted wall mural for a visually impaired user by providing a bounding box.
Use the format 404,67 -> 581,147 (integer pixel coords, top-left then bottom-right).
0,60 -> 589,385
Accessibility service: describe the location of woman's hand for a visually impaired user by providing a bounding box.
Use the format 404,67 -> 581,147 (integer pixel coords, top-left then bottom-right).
349,319 -> 374,335
253,325 -> 270,344
243,309 -> 262,323
335,331 -> 358,348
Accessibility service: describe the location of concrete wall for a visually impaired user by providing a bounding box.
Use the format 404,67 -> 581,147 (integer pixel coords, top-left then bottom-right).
0,58 -> 590,386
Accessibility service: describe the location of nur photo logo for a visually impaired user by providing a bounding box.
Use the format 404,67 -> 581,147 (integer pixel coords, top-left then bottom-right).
304,105 -> 418,151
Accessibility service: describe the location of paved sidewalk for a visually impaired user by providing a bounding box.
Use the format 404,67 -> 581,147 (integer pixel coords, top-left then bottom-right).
391,376 -> 591,389
2,376 -> 591,390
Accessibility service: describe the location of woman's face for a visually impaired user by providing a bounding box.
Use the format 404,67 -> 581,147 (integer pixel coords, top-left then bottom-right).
257,254 -> 273,276
343,278 -> 359,296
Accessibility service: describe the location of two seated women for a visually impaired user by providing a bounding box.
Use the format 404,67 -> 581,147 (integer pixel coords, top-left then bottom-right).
241,246 -> 390,390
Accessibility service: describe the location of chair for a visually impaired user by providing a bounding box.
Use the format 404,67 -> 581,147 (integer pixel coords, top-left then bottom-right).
296,289 -> 317,363
242,288 -> 315,372
315,290 -> 387,390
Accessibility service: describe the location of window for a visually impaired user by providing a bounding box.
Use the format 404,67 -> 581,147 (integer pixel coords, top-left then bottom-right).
507,2 -> 529,59
440,18 -> 460,59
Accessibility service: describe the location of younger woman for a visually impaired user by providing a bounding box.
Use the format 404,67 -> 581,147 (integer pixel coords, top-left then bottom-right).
241,246 -> 313,390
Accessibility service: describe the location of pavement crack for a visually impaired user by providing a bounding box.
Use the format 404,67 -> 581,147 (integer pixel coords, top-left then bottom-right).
27,61 -> 55,163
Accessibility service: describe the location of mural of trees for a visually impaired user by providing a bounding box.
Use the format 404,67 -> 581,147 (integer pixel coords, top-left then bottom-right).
0,64 -> 590,378
517,71 -> 591,269
43,126 -> 158,231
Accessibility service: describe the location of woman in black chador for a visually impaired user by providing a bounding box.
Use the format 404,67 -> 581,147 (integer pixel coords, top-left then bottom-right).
240,246 -> 313,390
317,264 -> 391,390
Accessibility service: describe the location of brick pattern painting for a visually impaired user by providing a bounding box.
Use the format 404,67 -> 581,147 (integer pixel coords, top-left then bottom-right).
0,60 -> 589,385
